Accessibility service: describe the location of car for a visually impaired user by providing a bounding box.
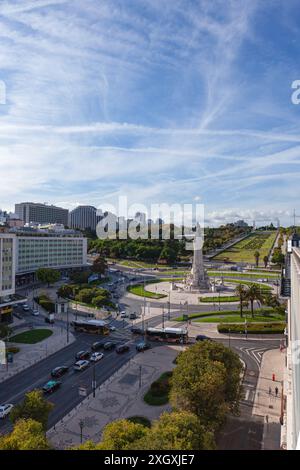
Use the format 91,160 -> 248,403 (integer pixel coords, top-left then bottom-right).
129,313 -> 137,320
91,341 -> 106,351
90,352 -> 104,362
75,350 -> 90,360
120,311 -> 127,318
42,380 -> 62,394
109,325 -> 116,332
22,304 -> 30,312
74,360 -> 90,371
116,344 -> 130,354
195,335 -> 211,342
0,404 -> 14,419
131,327 -> 144,335
136,341 -> 151,352
103,341 -> 116,350
51,366 -> 69,378
32,310 -> 39,316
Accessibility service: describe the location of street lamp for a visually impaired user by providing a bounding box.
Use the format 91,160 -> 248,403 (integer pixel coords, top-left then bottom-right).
79,419 -> 85,444
92,361 -> 96,398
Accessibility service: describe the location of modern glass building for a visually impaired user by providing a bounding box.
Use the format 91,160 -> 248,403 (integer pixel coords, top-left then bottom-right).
70,205 -> 100,231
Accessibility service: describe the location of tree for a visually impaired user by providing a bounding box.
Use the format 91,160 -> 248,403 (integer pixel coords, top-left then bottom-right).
262,292 -> 280,308
91,255 -> 107,276
36,268 -> 60,287
0,419 -> 49,450
254,250 -> 260,267
132,411 -> 215,450
271,247 -> 285,265
0,324 -> 11,339
263,255 -> 268,268
169,342 -> 242,429
10,390 -> 54,431
235,284 -> 247,318
96,419 -> 147,450
246,284 -> 264,318
57,284 -> 74,299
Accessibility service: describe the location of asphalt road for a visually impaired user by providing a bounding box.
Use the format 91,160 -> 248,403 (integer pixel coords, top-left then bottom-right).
0,328 -> 138,434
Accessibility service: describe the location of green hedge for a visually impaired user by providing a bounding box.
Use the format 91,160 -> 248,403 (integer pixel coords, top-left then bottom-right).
144,371 -> 172,406
217,322 -> 285,334
35,295 -> 55,313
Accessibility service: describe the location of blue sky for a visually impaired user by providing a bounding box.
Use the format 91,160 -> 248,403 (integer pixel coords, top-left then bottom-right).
0,0 -> 300,226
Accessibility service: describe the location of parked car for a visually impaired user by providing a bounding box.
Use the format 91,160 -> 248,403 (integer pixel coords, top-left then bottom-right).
103,341 -> 116,350
74,360 -> 90,371
120,311 -> 127,318
22,304 -> 30,312
116,344 -> 130,354
91,341 -> 106,351
42,380 -> 62,394
51,366 -> 69,378
75,350 -> 90,361
131,327 -> 144,335
0,404 -> 14,419
109,325 -> 116,332
90,352 -> 104,362
136,341 -> 150,352
195,334 -> 211,341
32,310 -> 39,316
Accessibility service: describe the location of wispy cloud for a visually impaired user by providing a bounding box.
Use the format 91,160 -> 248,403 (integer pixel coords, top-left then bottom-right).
0,0 -> 299,225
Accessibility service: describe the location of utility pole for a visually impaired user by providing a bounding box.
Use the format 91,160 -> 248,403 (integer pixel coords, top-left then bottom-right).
66,307 -> 69,344
162,306 -> 165,329
79,419 -> 85,444
92,361 -> 96,398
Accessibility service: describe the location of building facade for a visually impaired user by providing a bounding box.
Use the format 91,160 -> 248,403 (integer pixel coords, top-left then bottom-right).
15,202 -> 69,226
0,233 -> 16,323
15,232 -> 87,276
284,246 -> 300,449
70,205 -> 99,231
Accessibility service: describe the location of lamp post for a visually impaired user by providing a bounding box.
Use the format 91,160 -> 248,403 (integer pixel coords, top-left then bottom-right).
92,361 -> 96,398
79,419 -> 85,444
66,306 -> 69,344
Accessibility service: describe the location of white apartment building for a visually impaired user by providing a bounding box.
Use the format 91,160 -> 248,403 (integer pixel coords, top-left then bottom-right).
284,246 -> 300,449
15,233 -> 87,275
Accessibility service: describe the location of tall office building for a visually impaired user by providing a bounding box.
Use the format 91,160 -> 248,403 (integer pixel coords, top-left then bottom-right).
70,205 -> 100,231
15,202 -> 69,227
0,233 -> 16,323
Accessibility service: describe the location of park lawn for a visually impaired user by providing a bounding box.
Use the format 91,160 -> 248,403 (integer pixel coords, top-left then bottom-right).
9,329 -> 53,344
174,308 -> 277,322
208,271 -> 280,279
213,231 -> 277,265
199,295 -> 239,303
195,313 -> 285,323
127,282 -> 167,299
225,279 -> 272,290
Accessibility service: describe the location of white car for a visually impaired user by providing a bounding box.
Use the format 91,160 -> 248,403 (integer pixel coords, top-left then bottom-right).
32,310 -> 39,316
22,304 -> 30,312
109,325 -> 116,331
0,404 -> 14,419
74,360 -> 90,371
120,311 -> 127,318
90,352 -> 104,362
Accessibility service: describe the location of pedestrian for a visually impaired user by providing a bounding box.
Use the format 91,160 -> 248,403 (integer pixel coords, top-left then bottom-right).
269,386 -> 272,396
266,414 -> 269,425
275,386 -> 279,397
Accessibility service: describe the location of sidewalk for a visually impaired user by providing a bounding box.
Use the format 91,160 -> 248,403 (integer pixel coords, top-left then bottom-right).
47,344 -> 180,449
252,348 -> 285,449
0,326 -> 75,383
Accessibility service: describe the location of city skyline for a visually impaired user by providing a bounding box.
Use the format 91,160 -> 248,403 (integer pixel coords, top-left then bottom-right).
1,0 -> 300,226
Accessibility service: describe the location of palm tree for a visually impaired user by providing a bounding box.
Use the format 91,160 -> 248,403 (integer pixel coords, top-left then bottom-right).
246,284 -> 264,318
263,255 -> 268,268
254,250 -> 260,267
235,284 -> 247,318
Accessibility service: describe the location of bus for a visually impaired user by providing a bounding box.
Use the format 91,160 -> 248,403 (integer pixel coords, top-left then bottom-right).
146,327 -> 188,344
71,319 -> 110,335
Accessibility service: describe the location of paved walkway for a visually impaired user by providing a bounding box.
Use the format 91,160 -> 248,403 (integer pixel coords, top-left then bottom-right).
252,348 -> 285,449
0,326 -> 75,383
47,345 -> 180,449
